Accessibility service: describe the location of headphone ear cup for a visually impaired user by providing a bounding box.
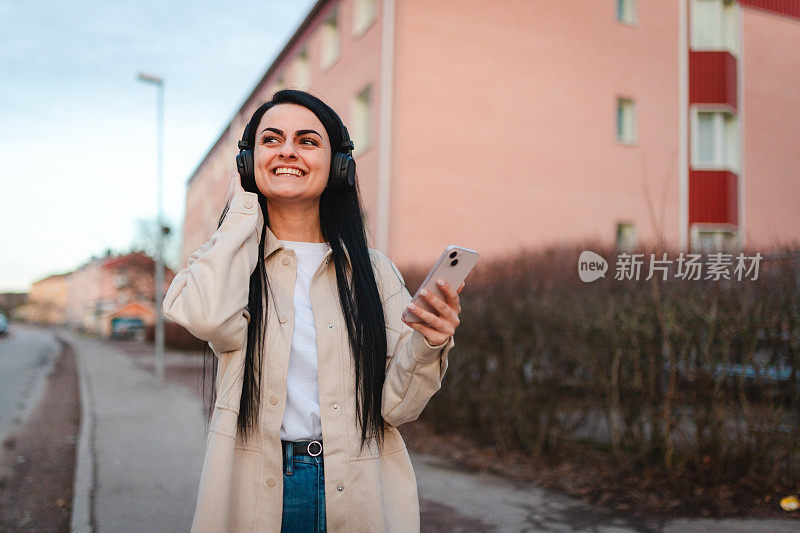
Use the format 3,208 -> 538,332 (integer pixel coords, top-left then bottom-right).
236,150 -> 256,192
328,152 -> 356,189
344,155 -> 356,188
329,152 -> 343,189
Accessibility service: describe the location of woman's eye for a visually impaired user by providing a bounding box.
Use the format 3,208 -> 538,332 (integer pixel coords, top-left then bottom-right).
261,135 -> 278,144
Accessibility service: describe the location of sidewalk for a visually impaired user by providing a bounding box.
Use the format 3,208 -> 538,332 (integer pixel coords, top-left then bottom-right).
413,452 -> 800,532
63,332 -> 800,532
61,330 -> 206,532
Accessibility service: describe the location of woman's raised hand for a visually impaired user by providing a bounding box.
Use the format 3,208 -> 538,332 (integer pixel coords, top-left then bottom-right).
401,279 -> 465,347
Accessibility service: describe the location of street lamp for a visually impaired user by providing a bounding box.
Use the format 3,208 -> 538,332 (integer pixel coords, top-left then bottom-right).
137,71 -> 165,384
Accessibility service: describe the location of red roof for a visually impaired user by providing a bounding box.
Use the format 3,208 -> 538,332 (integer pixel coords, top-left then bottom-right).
102,252 -> 154,271
106,301 -> 154,319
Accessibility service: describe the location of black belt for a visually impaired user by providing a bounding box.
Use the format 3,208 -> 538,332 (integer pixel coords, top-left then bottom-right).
282,439 -> 323,457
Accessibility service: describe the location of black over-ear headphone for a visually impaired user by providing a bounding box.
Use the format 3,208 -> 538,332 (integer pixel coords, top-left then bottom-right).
235,115 -> 356,192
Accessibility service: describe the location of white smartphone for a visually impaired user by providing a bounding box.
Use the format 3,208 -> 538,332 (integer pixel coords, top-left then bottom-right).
401,245 -> 480,324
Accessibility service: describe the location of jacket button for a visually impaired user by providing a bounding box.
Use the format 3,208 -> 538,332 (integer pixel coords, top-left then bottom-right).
269,395 -> 278,405
243,200 -> 253,209
282,256 -> 291,266
327,322 -> 334,329
336,484 -> 344,492
279,316 -> 287,324
333,403 -> 339,410
267,477 -> 277,487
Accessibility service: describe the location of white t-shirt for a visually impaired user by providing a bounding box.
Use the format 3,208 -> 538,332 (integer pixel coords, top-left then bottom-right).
278,239 -> 331,442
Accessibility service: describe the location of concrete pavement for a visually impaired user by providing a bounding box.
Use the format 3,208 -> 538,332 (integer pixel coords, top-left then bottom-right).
414,452 -> 800,532
62,330 -> 800,532
61,330 -> 206,532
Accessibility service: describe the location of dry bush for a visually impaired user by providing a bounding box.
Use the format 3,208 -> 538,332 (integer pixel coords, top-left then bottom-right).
400,242 -> 800,491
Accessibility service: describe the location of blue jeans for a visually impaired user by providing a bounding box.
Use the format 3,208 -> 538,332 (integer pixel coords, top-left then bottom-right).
281,441 -> 326,532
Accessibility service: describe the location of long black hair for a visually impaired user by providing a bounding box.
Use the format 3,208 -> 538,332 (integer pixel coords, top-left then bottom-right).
201,89 -> 388,453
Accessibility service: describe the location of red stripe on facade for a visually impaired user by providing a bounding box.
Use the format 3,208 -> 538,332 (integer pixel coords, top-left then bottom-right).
689,51 -> 738,109
689,170 -> 739,225
740,0 -> 800,20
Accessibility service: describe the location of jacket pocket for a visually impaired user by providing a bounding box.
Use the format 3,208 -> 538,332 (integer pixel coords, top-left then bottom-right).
229,447 -> 262,531
348,446 -> 417,532
380,426 -> 407,457
350,425 -> 407,461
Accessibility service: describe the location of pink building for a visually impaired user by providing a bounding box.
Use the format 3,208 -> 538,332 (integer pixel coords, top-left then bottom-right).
181,0 -> 800,269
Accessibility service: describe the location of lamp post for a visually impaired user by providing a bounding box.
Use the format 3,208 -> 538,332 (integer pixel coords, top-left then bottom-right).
137,72 -> 165,384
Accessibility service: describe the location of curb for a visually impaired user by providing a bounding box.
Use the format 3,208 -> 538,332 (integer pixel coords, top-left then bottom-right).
61,333 -> 95,533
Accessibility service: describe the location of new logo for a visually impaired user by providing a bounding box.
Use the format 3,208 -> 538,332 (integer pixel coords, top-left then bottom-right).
578,251 -> 608,282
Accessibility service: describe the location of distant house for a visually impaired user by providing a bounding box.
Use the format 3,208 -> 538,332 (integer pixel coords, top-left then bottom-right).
0,292 -> 28,321
18,273 -> 69,324
103,301 -> 154,340
181,0 -> 800,270
53,251 -> 175,335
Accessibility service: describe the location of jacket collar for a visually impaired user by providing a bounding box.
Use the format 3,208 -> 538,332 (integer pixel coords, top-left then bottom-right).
263,224 -> 352,270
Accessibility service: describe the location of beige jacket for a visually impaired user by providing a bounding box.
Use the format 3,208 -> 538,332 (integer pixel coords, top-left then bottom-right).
163,191 -> 455,532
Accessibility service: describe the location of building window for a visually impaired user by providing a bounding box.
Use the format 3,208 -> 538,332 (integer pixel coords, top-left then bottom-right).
353,0 -> 376,37
293,49 -> 310,90
616,98 -> 637,144
320,9 -> 340,70
692,109 -> 738,170
691,224 -> 739,253
691,0 -> 737,54
351,85 -> 372,156
616,0 -> 637,25
616,221 -> 637,252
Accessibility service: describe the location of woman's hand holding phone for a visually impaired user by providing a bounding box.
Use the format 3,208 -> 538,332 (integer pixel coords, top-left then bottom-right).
399,244 -> 477,346
401,278 -> 465,346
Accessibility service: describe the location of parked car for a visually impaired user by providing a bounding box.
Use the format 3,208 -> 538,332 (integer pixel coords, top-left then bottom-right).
0,313 -> 8,335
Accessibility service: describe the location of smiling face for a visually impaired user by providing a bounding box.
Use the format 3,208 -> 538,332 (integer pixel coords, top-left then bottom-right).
253,103 -> 332,203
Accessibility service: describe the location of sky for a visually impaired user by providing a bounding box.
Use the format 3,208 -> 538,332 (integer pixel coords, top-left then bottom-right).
0,0 -> 316,292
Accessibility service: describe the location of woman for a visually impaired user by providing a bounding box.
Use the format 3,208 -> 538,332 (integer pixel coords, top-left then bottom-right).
163,89 -> 463,532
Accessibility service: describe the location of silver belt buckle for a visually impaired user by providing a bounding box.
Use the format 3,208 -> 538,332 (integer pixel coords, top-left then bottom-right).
307,440 -> 322,457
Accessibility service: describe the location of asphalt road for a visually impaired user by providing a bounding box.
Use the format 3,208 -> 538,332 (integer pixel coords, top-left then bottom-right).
0,323 -> 60,445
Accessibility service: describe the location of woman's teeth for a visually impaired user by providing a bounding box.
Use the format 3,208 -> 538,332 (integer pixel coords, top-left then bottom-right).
273,167 -> 305,176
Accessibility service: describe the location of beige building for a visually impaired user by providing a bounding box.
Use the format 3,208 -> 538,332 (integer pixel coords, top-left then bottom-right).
180,0 -> 800,270
18,273 -> 69,324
